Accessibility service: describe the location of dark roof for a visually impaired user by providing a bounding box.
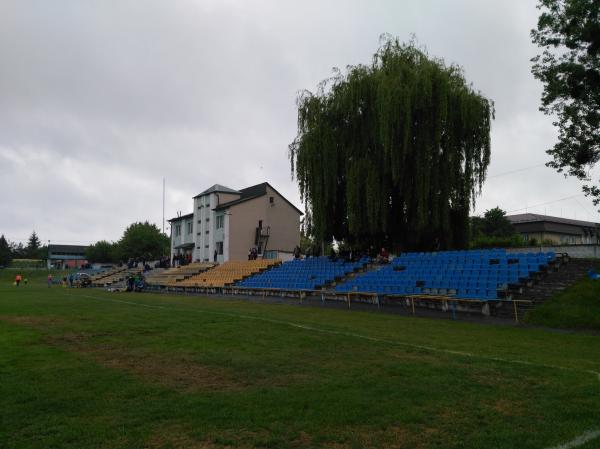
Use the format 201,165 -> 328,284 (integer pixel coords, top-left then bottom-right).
193,184 -> 239,198
48,244 -> 88,254
507,213 -> 599,228
214,182 -> 303,215
167,212 -> 193,222
174,242 -> 195,250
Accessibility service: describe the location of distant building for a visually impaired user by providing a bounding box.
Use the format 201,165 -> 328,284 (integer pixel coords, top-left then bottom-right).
47,244 -> 88,269
169,182 -> 302,263
506,213 -> 600,245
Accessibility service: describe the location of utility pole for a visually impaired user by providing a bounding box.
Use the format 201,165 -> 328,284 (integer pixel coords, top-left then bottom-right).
162,177 -> 165,234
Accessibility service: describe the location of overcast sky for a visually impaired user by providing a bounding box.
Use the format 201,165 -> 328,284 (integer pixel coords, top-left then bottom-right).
1,0 -> 599,246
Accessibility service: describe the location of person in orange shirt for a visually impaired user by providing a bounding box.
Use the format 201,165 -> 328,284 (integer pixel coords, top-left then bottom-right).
15,274 -> 22,287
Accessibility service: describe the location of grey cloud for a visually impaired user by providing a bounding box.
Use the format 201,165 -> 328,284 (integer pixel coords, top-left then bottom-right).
1,0 -> 598,246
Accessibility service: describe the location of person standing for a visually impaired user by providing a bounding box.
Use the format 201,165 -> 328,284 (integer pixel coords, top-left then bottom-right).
15,274 -> 22,287
47,274 -> 53,287
213,249 -> 218,263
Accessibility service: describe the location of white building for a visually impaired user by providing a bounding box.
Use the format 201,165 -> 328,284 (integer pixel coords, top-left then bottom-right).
169,183 -> 302,263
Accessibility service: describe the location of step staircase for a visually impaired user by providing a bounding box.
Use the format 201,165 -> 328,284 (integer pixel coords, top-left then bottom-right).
496,257 -> 594,321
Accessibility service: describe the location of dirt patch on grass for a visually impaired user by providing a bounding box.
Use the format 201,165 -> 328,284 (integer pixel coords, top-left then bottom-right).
305,425 -> 420,449
47,335 -> 243,392
0,315 -> 63,327
145,423 -> 424,449
487,398 -> 525,416
144,424 -> 256,449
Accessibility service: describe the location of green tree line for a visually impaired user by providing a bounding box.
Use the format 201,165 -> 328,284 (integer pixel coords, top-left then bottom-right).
0,232 -> 47,267
86,222 -> 169,263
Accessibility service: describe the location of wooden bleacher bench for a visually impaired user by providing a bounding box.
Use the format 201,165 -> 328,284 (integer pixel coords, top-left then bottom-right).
168,260 -> 280,289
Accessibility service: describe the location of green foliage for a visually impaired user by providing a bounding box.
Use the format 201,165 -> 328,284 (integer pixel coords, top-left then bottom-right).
290,36 -> 494,251
531,0 -> 600,206
26,231 -> 41,259
9,242 -> 26,259
299,232 -> 313,255
526,264 -> 600,331
117,221 -> 169,260
470,234 -> 528,249
86,240 -> 119,264
9,259 -> 45,269
470,207 -> 522,248
86,222 -> 169,264
0,235 -> 12,267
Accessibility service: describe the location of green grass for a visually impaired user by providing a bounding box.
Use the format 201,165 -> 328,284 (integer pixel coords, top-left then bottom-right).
525,267 -> 600,332
0,268 -> 74,284
1,278 -> 600,448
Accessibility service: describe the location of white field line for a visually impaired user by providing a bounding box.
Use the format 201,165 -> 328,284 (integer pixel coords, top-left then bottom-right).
68,292 -> 600,382
545,430 -> 600,449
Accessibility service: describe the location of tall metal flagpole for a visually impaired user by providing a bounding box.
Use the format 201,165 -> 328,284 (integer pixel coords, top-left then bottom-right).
162,177 -> 165,234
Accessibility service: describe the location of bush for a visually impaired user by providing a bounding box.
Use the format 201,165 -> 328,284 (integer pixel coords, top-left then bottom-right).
470,234 -> 528,249
10,259 -> 45,269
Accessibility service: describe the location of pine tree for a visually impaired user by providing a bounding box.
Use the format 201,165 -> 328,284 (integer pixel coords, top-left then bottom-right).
0,235 -> 12,267
26,231 -> 41,258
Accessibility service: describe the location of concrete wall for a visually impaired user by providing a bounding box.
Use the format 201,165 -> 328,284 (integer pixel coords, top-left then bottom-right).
227,189 -> 301,261
170,215 -> 194,259
506,244 -> 600,259
264,185 -> 301,253
520,232 -> 583,245
227,197 -> 266,261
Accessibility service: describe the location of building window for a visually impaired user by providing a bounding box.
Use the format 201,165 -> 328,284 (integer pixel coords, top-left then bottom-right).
205,230 -> 209,234
187,222 -> 193,234
175,224 -> 181,237
216,215 -> 224,229
198,205 -> 203,209
269,196 -> 274,204
216,241 -> 223,255
206,218 -> 210,222
205,244 -> 209,248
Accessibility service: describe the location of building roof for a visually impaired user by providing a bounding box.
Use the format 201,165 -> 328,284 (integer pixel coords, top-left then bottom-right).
48,244 -> 88,255
214,182 -> 303,215
167,212 -> 193,222
193,184 -> 239,198
507,213 -> 599,228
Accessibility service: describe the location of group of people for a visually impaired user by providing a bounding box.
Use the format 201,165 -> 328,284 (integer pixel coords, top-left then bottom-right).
156,256 -> 170,269
247,247 -> 259,260
124,258 -> 152,271
45,273 -> 89,288
172,253 -> 192,267
125,273 -> 145,292
292,244 -> 391,264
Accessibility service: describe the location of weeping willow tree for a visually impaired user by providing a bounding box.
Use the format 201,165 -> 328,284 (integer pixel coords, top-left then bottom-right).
290,37 -> 494,252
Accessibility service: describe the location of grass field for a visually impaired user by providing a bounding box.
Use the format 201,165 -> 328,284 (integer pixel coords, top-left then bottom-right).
525,265 -> 600,332
1,274 -> 600,449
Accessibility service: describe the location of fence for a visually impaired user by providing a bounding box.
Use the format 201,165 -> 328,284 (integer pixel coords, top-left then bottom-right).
506,244 -> 600,259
